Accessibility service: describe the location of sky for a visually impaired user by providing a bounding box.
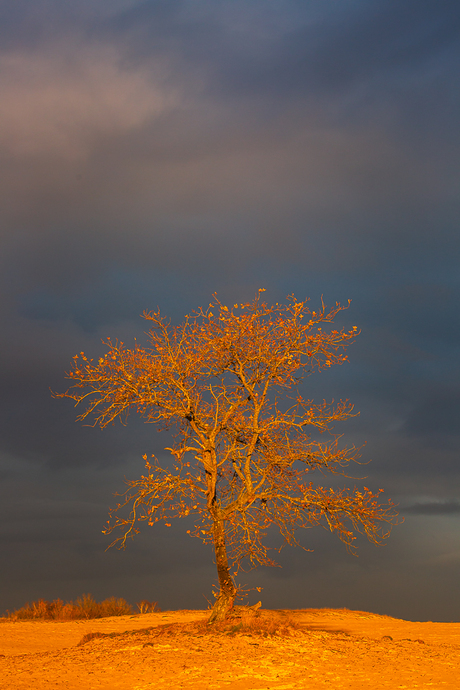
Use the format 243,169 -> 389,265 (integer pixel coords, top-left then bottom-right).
1,0 -> 459,622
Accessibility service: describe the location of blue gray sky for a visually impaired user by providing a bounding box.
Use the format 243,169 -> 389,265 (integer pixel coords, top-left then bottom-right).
1,0 -> 460,621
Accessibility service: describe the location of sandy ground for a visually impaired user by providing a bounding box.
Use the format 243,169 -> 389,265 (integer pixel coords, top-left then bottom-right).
0,608 -> 459,689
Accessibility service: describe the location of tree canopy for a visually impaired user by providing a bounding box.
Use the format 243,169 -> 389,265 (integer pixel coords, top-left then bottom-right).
57,290 -> 399,621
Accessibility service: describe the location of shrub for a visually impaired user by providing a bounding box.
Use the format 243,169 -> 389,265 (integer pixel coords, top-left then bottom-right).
99,596 -> 134,617
136,600 -> 161,614
7,594 -> 133,621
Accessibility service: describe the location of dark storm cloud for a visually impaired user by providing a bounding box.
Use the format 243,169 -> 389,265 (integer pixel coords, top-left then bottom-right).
0,0 -> 457,426
1,0 -> 459,298
102,0 -> 460,87
0,0 -> 459,620
198,0 -> 460,113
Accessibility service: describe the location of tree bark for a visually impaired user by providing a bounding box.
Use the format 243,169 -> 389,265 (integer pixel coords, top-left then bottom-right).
208,516 -> 236,623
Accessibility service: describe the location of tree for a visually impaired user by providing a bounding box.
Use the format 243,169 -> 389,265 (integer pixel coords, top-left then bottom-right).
57,290 -> 398,622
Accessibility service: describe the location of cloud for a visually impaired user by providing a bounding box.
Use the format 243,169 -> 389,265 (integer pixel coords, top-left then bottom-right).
405,501 -> 460,515
0,40 -> 178,159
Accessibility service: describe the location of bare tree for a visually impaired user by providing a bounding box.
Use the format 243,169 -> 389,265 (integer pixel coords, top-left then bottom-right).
56,291 -> 398,622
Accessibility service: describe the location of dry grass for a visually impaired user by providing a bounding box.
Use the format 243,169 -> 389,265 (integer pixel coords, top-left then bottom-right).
197,607 -> 303,636
143,608 -> 304,638
6,594 -> 160,621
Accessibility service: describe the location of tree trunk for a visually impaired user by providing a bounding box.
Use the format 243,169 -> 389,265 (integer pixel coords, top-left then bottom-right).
208,517 -> 236,623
